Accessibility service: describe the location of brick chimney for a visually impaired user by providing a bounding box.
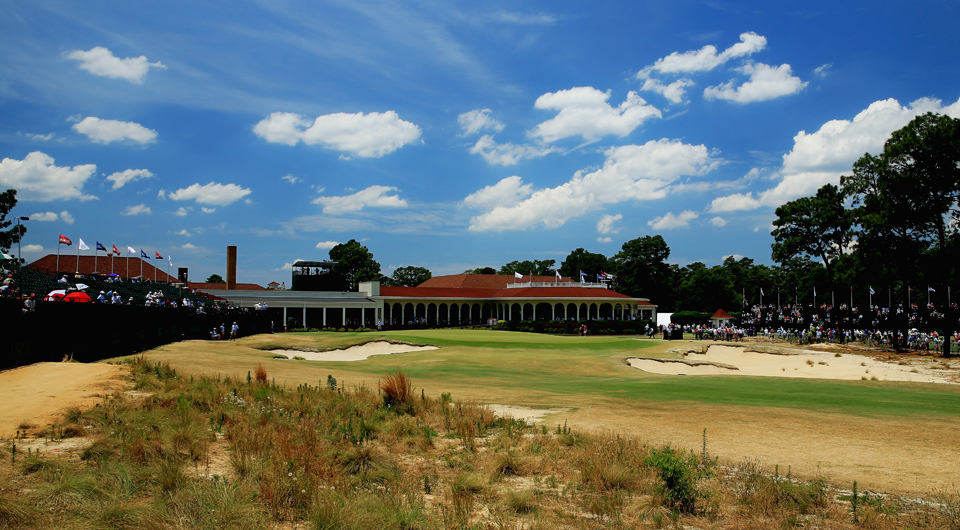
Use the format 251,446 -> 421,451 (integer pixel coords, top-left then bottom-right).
226,245 -> 237,290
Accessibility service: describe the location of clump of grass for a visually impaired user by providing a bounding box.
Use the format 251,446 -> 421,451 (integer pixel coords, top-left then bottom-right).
380,370 -> 413,410
806,359 -> 815,366
254,364 -> 268,384
503,488 -> 537,514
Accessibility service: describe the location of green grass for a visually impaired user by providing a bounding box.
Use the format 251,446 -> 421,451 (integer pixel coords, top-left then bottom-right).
246,329 -> 960,419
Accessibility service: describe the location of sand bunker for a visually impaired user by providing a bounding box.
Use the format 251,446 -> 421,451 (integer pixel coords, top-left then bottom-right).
486,405 -> 570,423
270,340 -> 437,362
627,345 -> 955,383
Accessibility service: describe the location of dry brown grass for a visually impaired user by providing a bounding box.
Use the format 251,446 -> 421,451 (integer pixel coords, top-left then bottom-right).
379,370 -> 413,410
254,363 -> 267,384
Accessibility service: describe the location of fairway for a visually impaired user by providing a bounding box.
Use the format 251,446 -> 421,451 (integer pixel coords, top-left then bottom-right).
140,329 -> 960,496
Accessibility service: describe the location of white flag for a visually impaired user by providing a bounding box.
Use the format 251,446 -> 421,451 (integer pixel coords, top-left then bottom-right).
928,286 -> 936,292
760,288 -> 764,296
555,270 -> 561,279
127,246 -> 136,255
514,272 -> 523,279
168,254 -> 172,266
78,238 -> 90,251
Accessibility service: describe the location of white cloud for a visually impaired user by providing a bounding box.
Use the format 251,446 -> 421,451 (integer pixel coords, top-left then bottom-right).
529,87 -> 661,143
253,111 -> 421,157
458,109 -> 505,135
174,207 -> 189,217
597,213 -> 623,234
485,11 -> 557,25
315,241 -> 339,249
711,96 -> 960,211
648,210 -> 698,230
597,237 -> 612,243
72,117 -> 157,144
30,212 -> 58,222
814,63 -> 832,78
121,204 -> 151,216
106,168 -> 155,189
25,133 -> 53,141
640,78 -> 695,104
282,174 -> 301,184
469,135 -> 557,165
175,229 -> 190,236
637,32 -> 766,77
65,47 -> 166,83
202,207 -> 216,213
167,182 -> 252,206
313,185 -> 407,215
704,63 -> 807,103
182,243 -> 198,249
708,192 -> 762,212
59,211 -> 74,224
711,216 -> 728,227
0,151 -> 98,201
468,138 -> 717,231
22,244 -> 44,253
462,176 -> 533,210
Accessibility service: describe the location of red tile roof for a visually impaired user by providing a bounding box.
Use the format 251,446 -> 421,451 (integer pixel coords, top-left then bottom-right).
380,284 -> 652,302
28,255 -> 176,282
711,309 -> 734,319
381,286 -> 503,298
419,274 -> 572,289
188,282 -> 266,291
492,287 -> 634,299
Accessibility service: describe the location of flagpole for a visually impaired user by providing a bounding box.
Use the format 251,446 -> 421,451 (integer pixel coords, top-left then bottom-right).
111,243 -> 114,275
56,239 -> 61,274
76,241 -> 80,273
94,246 -> 98,274
140,253 -> 143,279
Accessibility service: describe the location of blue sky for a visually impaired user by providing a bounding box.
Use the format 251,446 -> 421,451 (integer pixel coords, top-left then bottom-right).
2,0 -> 959,285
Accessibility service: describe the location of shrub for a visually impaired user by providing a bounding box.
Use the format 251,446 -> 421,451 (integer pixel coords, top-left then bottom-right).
645,445 -> 711,513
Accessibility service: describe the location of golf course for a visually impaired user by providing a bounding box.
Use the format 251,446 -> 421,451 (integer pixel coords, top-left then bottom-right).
138,329 -> 960,496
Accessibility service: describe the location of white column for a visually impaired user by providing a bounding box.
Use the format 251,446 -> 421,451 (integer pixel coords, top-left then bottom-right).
322,307 -> 327,326
342,307 -> 346,326
283,306 -> 287,327
551,304 -> 555,321
302,305 -> 307,327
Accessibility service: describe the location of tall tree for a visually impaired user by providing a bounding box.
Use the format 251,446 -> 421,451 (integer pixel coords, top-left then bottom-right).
558,248 -> 609,280
498,259 -> 556,276
676,263 -> 738,312
463,266 -> 497,274
770,183 -> 853,284
0,189 -> 26,254
205,274 -> 224,283
329,239 -> 381,290
611,235 -> 674,307
390,265 -> 432,287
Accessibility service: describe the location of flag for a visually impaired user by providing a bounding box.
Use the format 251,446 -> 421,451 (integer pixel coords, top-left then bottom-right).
78,238 -> 89,251
141,249 -> 148,259
168,254 -> 172,266
555,270 -> 561,280
96,242 -> 107,252
814,287 -> 817,297
514,272 -> 523,279
59,234 -> 72,246
127,246 -> 136,255
113,245 -> 121,255
579,270 -> 586,283
928,286 -> 936,292
155,251 -> 163,259
869,286 -> 875,295
597,274 -> 603,280
761,288 -> 764,296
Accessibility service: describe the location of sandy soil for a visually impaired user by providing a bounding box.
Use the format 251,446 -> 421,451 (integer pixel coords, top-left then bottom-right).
270,340 -> 438,361
486,404 -> 570,423
0,362 -> 128,438
627,344 -> 956,383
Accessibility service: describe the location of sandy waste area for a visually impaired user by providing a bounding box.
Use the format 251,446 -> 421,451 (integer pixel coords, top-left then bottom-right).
627,344 -> 956,383
486,404 -> 570,423
270,340 -> 438,362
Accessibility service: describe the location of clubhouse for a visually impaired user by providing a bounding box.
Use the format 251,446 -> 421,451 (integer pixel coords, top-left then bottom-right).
199,272 -> 656,329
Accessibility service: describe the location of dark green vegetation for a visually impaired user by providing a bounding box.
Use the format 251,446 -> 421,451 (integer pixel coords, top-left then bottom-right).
4,356 -> 958,529
0,188 -> 26,254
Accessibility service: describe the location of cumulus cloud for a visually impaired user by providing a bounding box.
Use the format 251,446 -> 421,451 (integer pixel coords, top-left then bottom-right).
711,216 -> 728,227
72,117 -> 157,144
529,87 -> 661,143
65,47 -> 166,83
30,212 -> 59,222
814,63 -> 832,78
22,244 -> 44,253
166,182 -> 252,206
597,237 -> 612,243
704,63 -> 806,103
0,151 -> 97,201
202,207 -> 216,213
253,111 -> 421,157
458,109 -> 505,135
312,185 -> 408,215
182,243 -> 198,249
315,241 -> 339,249
637,32 -> 766,77
24,133 -> 54,141
121,203 -> 151,216
597,213 -> 623,234
59,211 -> 74,224
468,138 -> 717,231
106,169 -> 155,189
640,78 -> 695,104
282,174 -> 300,184
173,208 -> 189,217
708,192 -> 762,212
175,229 -> 190,236
462,176 -> 533,210
710,96 -> 960,211
648,210 -> 698,229
469,135 -> 557,165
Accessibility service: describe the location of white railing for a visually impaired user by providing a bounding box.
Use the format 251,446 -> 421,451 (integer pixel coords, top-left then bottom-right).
505,281 -> 609,289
